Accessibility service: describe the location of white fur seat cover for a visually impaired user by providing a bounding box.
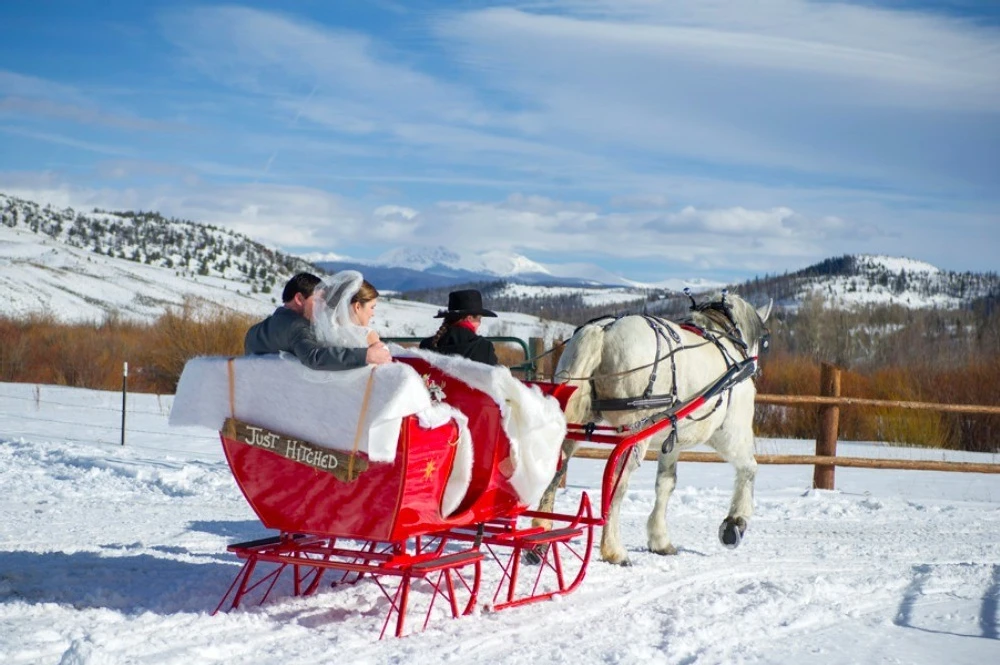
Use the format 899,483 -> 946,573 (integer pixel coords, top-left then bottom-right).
169,349 -> 566,515
392,345 -> 567,507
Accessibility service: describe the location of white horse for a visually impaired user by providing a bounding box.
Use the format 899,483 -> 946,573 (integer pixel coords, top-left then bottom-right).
535,291 -> 772,565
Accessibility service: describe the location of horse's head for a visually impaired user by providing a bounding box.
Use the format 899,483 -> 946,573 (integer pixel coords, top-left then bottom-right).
689,291 -> 772,357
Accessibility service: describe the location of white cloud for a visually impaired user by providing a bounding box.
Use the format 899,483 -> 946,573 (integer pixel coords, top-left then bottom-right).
0,126 -> 135,157
502,1 -> 1000,108
431,2 -> 1000,184
161,6 -> 487,126
0,174 -> 362,251
374,205 -> 419,220
1,3 -> 997,280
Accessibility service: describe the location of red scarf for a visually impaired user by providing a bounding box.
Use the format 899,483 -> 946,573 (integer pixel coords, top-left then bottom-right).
454,319 -> 479,333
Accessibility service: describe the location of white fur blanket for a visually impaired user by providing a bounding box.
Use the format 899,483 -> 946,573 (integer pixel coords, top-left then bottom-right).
392,345 -> 567,507
169,348 -> 566,513
170,355 -> 472,516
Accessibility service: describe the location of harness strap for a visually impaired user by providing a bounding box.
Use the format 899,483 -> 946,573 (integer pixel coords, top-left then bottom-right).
225,357 -> 237,439
640,356 -> 759,438
592,393 -> 678,412
684,394 -> 725,423
592,314 -> 680,414
661,415 -> 678,454
348,366 -> 377,481
642,316 -> 663,399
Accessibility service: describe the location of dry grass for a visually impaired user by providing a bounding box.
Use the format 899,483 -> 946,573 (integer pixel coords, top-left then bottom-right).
756,351 -> 999,452
0,302 -> 255,394
142,300 -> 257,391
2,313 -> 996,451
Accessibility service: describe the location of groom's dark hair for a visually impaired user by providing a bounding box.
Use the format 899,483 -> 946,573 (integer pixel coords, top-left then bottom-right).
281,272 -> 322,303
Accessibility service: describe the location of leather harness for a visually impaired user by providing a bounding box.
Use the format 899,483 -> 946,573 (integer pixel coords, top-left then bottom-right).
585,295 -> 768,450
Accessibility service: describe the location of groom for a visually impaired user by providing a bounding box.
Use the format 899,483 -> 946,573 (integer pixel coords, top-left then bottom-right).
245,272 -> 391,369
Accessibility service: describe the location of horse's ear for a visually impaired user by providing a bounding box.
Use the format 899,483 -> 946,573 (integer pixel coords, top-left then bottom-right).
757,299 -> 773,323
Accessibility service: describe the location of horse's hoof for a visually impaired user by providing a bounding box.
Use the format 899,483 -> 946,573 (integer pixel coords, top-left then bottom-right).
522,547 -> 544,566
719,517 -> 747,549
601,553 -> 631,566
649,544 -> 678,556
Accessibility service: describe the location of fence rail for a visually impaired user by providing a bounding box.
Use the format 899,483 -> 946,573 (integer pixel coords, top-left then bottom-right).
756,394 -> 1000,416
571,448 -> 1000,475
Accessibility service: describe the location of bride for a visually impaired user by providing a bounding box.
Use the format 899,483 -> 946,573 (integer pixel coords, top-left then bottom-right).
313,270 -> 387,354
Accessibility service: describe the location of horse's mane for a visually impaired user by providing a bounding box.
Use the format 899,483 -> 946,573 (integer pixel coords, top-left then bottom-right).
687,292 -> 767,349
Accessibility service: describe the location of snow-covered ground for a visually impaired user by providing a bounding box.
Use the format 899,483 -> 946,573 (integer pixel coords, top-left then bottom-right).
1,381 -> 998,664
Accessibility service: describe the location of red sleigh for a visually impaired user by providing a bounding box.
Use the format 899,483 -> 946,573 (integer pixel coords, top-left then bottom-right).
210,356 -> 592,638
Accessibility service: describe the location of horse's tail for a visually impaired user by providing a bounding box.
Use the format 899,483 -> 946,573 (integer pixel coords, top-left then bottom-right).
554,323 -> 605,426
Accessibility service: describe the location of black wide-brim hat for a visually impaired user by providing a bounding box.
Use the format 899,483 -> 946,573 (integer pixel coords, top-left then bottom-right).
434,289 -> 498,318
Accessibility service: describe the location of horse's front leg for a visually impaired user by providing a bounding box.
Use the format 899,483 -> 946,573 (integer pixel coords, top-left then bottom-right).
717,436 -> 758,549
646,444 -> 680,555
601,439 -> 650,566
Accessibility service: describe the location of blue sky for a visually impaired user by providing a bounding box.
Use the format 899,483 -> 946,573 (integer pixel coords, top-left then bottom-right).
1,0 -> 997,283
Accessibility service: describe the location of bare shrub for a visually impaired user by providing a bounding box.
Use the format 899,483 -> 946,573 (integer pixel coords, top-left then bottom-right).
754,351 -> 821,439
141,298 -> 257,393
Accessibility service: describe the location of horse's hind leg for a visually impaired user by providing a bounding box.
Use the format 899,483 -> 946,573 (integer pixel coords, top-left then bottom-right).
646,445 -> 679,556
715,434 -> 758,549
601,439 -> 650,566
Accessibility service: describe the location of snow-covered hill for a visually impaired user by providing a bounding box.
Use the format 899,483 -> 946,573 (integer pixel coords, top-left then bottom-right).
0,223 -> 278,322
735,254 -> 999,311
0,217 -> 572,344
1,193 -> 312,296
809,255 -> 984,308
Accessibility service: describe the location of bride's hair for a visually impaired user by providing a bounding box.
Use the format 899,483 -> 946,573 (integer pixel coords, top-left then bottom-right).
313,271 -> 378,347
352,280 -> 379,306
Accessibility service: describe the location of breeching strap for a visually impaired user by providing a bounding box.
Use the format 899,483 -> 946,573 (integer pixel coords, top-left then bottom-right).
348,366 -> 377,481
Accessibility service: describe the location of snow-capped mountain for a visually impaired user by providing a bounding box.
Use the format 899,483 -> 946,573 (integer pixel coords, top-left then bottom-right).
317,245 -> 705,291
372,246 -> 552,277
319,244 -> 728,291
316,247 -> 596,292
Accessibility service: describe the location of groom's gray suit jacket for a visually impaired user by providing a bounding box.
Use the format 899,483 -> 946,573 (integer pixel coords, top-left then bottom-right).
244,306 -> 367,371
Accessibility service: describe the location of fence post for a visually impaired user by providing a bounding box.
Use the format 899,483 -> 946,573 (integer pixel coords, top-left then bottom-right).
528,337 -> 544,380
813,362 -> 841,490
121,361 -> 128,447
